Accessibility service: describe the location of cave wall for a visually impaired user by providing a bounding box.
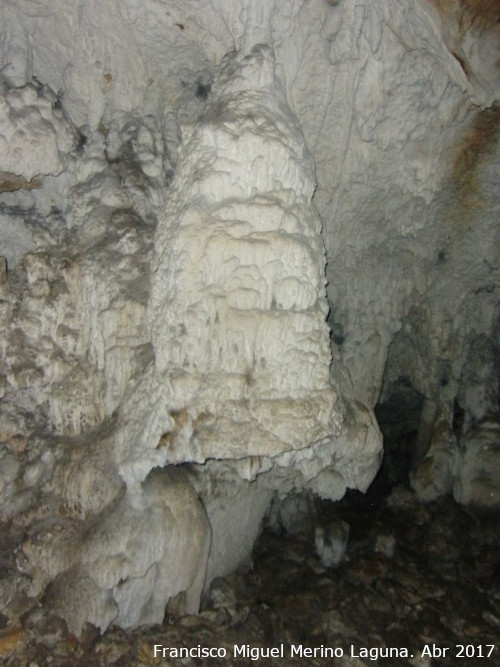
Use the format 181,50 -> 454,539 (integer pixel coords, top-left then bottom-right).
0,0 -> 499,633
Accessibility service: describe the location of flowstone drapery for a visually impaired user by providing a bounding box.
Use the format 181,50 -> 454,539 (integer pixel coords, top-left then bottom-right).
0,44 -> 381,634
112,45 -> 381,615
119,45 -> 343,474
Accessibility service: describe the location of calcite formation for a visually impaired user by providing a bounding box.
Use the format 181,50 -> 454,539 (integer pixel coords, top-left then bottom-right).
0,0 -> 499,636
113,45 -> 374,609
119,45 -> 343,473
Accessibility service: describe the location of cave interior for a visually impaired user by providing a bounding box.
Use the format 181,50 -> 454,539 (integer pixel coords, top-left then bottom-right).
0,0 -> 499,664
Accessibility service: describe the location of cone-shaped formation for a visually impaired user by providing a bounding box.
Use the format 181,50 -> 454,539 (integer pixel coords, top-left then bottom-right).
149,46 -> 342,464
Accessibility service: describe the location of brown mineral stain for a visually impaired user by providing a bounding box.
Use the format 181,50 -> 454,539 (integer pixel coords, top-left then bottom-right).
157,406 -> 190,449
0,257 -> 7,297
429,0 -> 500,31
157,431 -> 174,449
451,107 -> 500,207
0,172 -> 41,193
0,627 -> 28,657
170,406 -> 189,428
102,72 -> 113,92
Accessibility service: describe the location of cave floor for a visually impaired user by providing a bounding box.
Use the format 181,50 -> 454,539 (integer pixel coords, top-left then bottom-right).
1,484 -> 499,667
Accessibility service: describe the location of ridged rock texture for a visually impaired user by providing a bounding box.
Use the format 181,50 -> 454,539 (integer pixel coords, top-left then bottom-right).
0,0 -> 499,634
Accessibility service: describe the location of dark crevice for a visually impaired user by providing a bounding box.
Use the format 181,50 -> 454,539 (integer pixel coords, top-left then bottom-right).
375,376 -> 424,486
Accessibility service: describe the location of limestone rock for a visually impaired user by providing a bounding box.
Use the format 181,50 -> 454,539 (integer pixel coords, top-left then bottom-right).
411,419 -> 455,502
34,467 -> 211,636
0,81 -> 78,181
267,492 -> 316,537
315,520 -> 350,568
453,414 -> 500,510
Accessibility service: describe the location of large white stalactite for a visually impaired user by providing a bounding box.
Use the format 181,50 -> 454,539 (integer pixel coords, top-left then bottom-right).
128,45 -> 343,470
110,44 -> 380,630
0,0 -> 499,636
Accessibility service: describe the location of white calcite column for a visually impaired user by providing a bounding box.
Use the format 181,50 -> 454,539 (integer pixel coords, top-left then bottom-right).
148,45 -> 343,466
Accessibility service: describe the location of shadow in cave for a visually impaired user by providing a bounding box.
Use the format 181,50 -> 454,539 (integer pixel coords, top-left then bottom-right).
374,375 -> 424,488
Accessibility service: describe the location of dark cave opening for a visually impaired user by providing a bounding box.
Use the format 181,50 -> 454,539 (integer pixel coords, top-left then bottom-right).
374,376 -> 424,487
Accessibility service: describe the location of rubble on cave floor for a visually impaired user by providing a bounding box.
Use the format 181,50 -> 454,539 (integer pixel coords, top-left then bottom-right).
1,482 -> 499,667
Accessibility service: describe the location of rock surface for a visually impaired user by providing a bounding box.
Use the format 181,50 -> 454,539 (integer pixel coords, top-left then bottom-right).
1,484 -> 499,666
0,0 -> 499,637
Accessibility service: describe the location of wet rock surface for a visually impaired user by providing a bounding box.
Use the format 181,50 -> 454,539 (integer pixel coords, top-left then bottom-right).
1,483 -> 498,666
